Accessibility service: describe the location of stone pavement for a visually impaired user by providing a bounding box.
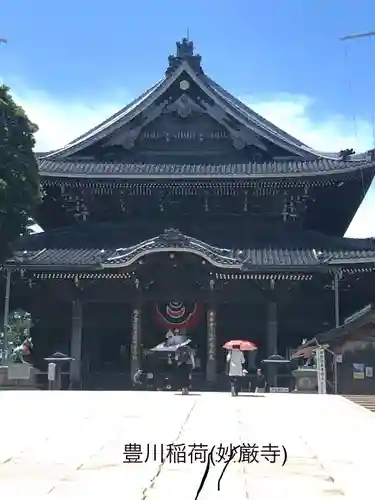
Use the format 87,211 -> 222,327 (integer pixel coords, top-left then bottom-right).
0,391 -> 373,499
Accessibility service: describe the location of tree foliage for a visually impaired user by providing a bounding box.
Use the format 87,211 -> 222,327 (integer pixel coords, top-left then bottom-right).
0,309 -> 33,363
0,84 -> 40,260
1,309 -> 32,348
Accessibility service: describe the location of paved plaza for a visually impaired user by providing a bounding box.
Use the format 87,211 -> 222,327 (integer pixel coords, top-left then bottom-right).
0,390 -> 373,499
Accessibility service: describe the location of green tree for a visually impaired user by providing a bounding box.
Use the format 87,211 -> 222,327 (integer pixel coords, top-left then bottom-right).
0,84 -> 40,260
0,309 -> 32,357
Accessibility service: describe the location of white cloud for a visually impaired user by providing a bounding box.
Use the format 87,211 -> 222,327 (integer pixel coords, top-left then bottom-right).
246,94 -> 374,153
12,85 -> 375,238
12,87 -> 125,152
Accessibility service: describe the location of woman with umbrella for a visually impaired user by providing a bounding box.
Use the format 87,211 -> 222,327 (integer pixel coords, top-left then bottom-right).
223,340 -> 257,396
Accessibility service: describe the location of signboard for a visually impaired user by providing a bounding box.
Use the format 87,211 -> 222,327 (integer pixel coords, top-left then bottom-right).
336,354 -> 343,363
269,387 -> 290,393
366,366 -> 373,378
315,347 -> 327,394
353,363 -> 365,380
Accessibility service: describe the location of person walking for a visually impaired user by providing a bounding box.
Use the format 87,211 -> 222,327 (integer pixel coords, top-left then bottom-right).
254,368 -> 266,393
227,344 -> 246,396
175,343 -> 195,395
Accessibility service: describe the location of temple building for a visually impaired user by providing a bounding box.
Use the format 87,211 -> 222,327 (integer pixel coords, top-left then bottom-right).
3,38 -> 375,388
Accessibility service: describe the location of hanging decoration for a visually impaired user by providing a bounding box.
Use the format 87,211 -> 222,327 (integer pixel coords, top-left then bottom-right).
156,301 -> 201,329
131,308 -> 141,362
207,309 -> 216,361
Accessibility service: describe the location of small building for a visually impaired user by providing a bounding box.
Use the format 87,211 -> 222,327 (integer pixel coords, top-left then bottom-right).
294,304 -> 375,394
3,38 -> 375,389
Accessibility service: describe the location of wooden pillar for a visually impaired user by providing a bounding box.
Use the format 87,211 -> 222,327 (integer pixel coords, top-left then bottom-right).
266,279 -> 278,356
206,278 -> 217,383
266,279 -> 278,387
267,301 -> 278,356
333,271 -> 341,328
130,278 -> 142,380
70,299 -> 83,386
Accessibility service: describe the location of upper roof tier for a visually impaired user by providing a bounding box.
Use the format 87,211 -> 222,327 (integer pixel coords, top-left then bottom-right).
38,38 -> 375,180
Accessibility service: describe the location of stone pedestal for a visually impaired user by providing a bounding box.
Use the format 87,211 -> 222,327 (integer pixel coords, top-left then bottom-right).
0,364 -> 41,389
292,368 -> 318,393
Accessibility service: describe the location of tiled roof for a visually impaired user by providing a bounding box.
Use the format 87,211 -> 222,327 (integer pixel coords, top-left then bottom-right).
38,158 -> 375,179
203,76 -> 361,161
294,304 -> 375,355
5,224 -> 375,271
38,56 -> 372,163
41,79 -> 166,161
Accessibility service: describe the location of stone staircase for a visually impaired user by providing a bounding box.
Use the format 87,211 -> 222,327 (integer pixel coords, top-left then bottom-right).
345,395 -> 375,412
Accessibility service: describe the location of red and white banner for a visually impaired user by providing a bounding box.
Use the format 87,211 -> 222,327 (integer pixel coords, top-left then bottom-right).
155,301 -> 201,330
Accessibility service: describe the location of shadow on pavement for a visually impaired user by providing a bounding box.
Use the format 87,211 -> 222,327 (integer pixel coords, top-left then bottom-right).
174,392 -> 202,396
236,394 -> 265,397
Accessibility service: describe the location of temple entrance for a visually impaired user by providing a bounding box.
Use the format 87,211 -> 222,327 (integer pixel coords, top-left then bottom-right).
76,253 -> 283,389
216,302 -> 268,374
141,301 -> 207,377
82,303 -> 133,387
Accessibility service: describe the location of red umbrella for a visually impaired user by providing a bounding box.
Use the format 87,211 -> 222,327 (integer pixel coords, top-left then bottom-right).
222,340 -> 258,351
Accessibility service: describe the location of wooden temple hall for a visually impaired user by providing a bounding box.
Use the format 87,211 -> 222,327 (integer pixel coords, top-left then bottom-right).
3,38 -> 375,388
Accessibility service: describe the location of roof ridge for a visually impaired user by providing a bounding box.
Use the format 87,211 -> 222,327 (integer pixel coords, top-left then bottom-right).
39,159 -> 340,168
203,76 -> 319,154
203,76 -> 364,161
37,157 -> 375,179
41,77 -> 168,160
65,80 -> 165,147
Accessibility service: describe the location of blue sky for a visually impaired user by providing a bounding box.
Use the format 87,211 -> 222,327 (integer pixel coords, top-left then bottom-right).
2,0 -> 375,237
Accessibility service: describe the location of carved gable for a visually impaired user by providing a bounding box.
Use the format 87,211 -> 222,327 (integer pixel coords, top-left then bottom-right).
164,94 -> 204,118
97,83 -> 269,162
137,113 -> 230,148
70,70 -> 283,163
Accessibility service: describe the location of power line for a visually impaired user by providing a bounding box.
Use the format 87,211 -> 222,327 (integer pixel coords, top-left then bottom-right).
340,30 -> 375,189
340,31 -> 375,41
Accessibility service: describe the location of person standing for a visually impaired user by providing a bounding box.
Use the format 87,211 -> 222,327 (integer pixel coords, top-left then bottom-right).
254,368 -> 266,393
227,345 -> 246,396
175,344 -> 195,395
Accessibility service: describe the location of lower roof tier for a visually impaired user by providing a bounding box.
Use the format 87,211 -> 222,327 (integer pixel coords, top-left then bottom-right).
6,222 -> 375,272
38,157 -> 375,180
293,304 -> 375,357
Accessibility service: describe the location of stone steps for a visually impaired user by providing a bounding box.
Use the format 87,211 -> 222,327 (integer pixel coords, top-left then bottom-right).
345,394 -> 375,412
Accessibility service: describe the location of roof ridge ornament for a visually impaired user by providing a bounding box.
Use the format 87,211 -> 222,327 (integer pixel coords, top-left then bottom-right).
166,38 -> 203,76
339,148 -> 355,161
159,228 -> 187,243
177,38 -> 194,58
164,94 -> 203,118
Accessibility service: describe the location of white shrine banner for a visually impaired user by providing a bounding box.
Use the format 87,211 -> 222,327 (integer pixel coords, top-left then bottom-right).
315,347 -> 327,394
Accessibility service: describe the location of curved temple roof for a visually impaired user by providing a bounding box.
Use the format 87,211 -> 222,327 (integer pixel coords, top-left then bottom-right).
38,158 -> 375,180
37,39 -> 375,179
6,226 -> 375,272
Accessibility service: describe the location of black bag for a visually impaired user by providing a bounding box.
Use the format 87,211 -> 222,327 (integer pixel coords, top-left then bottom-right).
176,346 -> 191,365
